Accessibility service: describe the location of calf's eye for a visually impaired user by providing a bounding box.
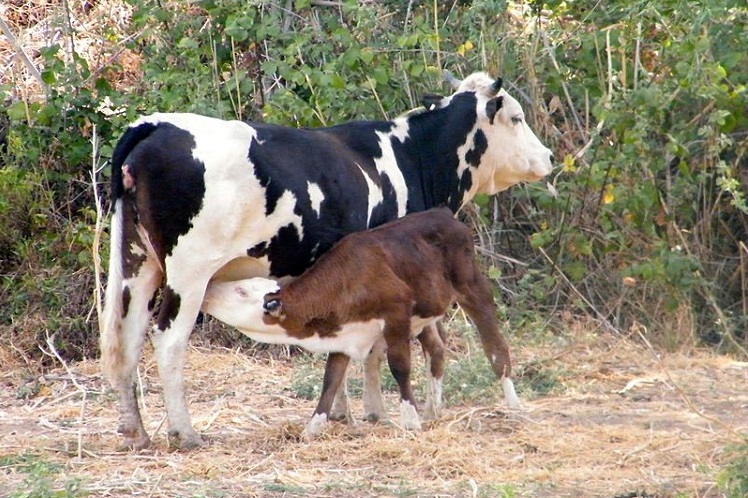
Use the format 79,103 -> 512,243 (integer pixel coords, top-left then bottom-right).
511,116 -> 523,124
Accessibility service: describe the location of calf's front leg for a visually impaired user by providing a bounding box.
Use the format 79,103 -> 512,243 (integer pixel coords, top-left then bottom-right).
306,352 -> 351,436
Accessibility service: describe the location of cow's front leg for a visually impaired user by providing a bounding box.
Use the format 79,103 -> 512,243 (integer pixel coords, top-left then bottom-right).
306,352 -> 350,436
384,320 -> 421,431
361,338 -> 389,422
329,366 -> 353,424
151,283 -> 206,450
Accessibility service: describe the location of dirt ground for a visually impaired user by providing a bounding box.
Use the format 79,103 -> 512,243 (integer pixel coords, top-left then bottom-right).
1,327 -> 746,498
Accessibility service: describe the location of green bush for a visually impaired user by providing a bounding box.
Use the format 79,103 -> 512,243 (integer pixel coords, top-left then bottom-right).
0,0 -> 746,363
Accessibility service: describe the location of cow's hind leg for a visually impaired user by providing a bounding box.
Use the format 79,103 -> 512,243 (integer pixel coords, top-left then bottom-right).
458,274 -> 521,408
383,319 -> 421,431
361,338 -> 389,423
150,271 -> 214,450
418,323 -> 446,420
108,258 -> 162,451
307,352 -> 351,436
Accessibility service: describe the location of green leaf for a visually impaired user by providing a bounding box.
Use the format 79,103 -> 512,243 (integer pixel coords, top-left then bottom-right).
177,37 -> 199,50
7,101 -> 28,121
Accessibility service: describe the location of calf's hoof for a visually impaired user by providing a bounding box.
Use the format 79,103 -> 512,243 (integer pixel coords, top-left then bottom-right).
304,413 -> 328,437
398,401 -> 422,431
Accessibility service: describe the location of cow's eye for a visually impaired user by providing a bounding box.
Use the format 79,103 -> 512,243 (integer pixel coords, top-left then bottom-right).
511,116 -> 523,124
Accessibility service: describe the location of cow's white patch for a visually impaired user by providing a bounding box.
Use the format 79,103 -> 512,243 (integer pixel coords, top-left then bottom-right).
357,163 -> 383,226
374,121 -> 410,218
304,412 -> 328,437
399,400 -> 422,431
307,181 -> 324,216
502,377 -> 521,408
128,242 -> 146,257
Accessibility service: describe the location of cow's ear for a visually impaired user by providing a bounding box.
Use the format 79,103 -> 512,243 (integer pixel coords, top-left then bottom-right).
421,94 -> 445,111
263,297 -> 283,318
486,96 -> 504,124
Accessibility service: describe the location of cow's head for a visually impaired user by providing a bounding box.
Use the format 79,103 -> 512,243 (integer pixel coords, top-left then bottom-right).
439,71 -> 554,194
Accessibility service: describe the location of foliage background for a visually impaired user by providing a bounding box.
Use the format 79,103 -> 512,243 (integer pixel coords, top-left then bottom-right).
1,0 -> 745,361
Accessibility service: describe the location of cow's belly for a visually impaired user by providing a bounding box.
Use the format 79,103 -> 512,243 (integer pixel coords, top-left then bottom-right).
210,257 -> 271,283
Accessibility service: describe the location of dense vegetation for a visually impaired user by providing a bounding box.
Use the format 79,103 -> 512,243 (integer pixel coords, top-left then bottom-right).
2,0 -> 745,361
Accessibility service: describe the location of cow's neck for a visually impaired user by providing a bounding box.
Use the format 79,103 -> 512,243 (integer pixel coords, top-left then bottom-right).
398,99 -> 480,213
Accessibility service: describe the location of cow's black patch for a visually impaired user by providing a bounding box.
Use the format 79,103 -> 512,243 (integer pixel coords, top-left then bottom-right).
122,285 -> 131,318
266,223 -> 305,277
394,92 -> 479,213
247,122 -> 394,277
247,241 -> 267,258
111,122 -> 158,200
466,129 -> 487,167
157,284 -> 181,332
120,123 -> 206,261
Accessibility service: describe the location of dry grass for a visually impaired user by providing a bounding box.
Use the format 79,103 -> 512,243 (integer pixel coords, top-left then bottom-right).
1,326 -> 746,498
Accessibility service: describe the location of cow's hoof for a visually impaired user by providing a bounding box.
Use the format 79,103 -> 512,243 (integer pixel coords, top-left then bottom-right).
117,427 -> 151,451
117,435 -> 151,452
362,412 -> 391,424
167,430 -> 206,451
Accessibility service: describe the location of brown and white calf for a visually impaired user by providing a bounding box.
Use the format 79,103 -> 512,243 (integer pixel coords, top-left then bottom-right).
202,208 -> 520,435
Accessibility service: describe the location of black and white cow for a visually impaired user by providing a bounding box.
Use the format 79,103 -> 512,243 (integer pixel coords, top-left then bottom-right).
100,72 -> 553,450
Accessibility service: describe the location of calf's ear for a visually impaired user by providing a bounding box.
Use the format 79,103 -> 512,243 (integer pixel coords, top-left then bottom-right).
263,298 -> 283,318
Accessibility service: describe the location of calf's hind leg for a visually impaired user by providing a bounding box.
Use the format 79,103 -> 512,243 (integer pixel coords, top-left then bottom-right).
383,319 -> 421,431
458,274 -> 521,408
418,323 -> 446,420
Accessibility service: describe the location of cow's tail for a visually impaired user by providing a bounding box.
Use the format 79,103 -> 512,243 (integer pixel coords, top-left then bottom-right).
100,122 -> 157,384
